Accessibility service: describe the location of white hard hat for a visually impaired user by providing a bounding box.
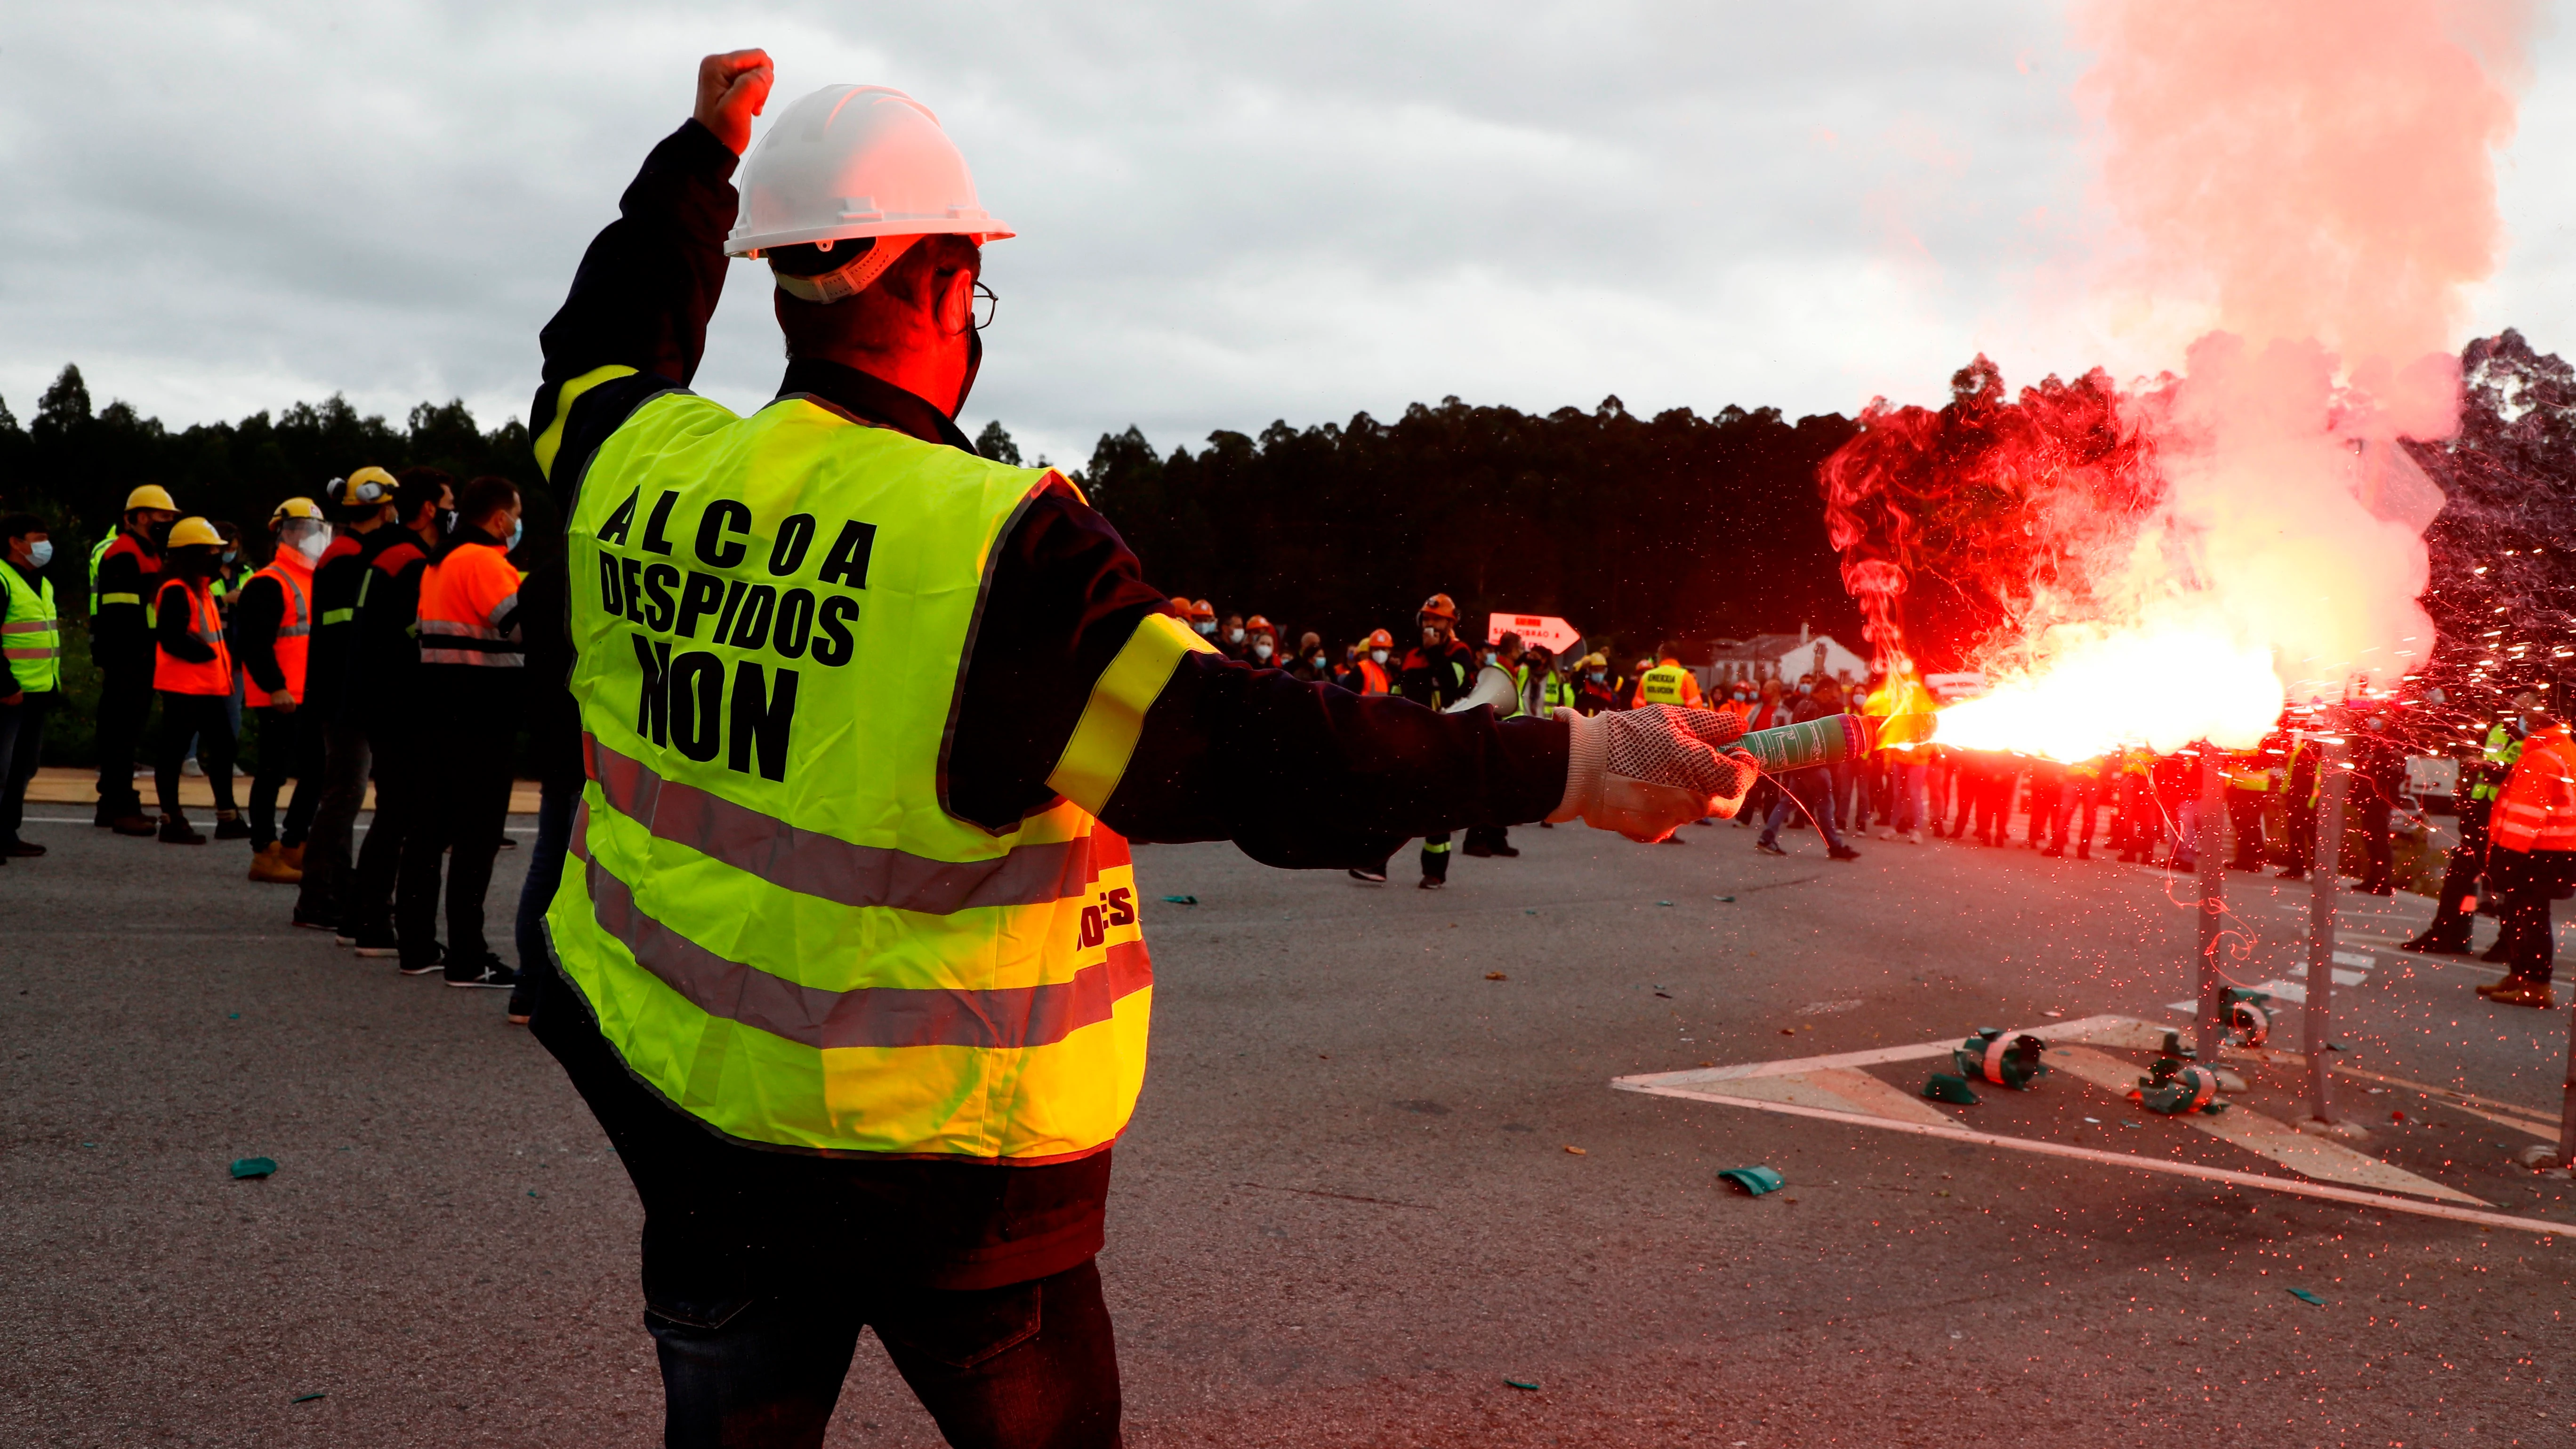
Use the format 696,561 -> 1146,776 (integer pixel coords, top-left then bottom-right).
727,85 -> 1013,258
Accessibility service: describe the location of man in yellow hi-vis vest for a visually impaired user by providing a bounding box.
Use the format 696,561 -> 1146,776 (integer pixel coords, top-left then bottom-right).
520,52 -> 1762,1449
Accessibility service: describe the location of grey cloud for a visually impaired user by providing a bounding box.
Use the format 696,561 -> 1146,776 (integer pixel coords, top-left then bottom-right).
4,1 -> 2563,476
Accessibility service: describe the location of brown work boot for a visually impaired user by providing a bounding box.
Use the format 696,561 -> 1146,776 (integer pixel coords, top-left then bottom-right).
280,842 -> 306,871
111,812 -> 159,837
158,814 -> 206,845
2477,976 -> 2557,1010
248,843 -> 304,885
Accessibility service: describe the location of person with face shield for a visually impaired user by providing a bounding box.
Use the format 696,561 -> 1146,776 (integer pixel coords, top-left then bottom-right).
148,518 -> 246,844
233,498 -> 333,882
89,484 -> 180,835
0,513 -> 61,861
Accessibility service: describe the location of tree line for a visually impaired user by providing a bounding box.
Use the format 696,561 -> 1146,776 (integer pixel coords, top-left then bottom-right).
0,366 -> 1868,661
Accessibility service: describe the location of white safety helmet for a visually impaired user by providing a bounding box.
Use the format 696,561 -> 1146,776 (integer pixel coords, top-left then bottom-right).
728,84 -> 1011,297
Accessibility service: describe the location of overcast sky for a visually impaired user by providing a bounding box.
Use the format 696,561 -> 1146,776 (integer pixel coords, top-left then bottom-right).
4,1 -> 2569,470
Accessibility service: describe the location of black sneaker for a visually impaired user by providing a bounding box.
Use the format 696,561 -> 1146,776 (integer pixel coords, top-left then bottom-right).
1417,876 -> 1446,890
1490,844 -> 1521,857
1347,867 -> 1387,885
1461,844 -> 1494,858
158,816 -> 206,845
1755,840 -> 1788,856
212,815 -> 252,841
292,910 -> 336,933
400,942 -> 449,977
1827,845 -> 1862,861
445,955 -> 519,990
349,925 -> 401,958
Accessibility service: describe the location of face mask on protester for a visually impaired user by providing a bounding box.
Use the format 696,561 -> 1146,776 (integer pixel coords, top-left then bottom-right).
1370,648 -> 1388,666
1252,641 -> 1273,661
24,540 -> 52,570
1421,626 -> 1440,645
222,548 -> 239,564
436,507 -> 459,535
1312,654 -> 1328,669
1225,627 -> 1244,644
506,517 -> 524,551
1194,619 -> 1216,636
1588,669 -> 1606,684
296,530 -> 330,563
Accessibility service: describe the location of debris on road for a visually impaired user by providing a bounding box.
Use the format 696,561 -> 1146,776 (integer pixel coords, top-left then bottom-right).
1953,1028 -> 2049,1089
1563,1145 -> 1587,1155
2131,1059 -> 2227,1116
1923,1073 -> 1981,1106
1485,972 -> 1508,981
1159,894 -> 1198,905
1503,1378 -> 1541,1392
228,1157 -> 277,1179
291,1393 -> 326,1404
1717,1166 -> 1786,1196
2287,1288 -> 2327,1306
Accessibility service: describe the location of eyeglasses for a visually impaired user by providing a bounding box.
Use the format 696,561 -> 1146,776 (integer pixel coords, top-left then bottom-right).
972,282 -> 998,331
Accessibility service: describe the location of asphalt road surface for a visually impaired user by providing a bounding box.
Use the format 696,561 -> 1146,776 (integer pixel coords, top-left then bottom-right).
6,808 -> 2572,1446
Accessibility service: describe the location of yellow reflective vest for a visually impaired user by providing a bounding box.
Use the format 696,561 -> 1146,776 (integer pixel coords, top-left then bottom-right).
1,560 -> 60,693
552,387 -> 1180,1161
1637,662 -> 1692,706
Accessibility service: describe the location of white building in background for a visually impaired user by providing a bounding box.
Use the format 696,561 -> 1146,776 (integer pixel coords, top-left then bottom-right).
1703,627 -> 1868,689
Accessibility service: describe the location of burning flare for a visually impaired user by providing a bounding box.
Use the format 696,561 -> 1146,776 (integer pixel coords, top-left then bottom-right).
1826,0 -> 2530,758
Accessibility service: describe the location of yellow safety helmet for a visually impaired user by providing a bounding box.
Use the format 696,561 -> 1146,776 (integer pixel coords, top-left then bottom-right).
124,484 -> 177,514
269,497 -> 324,525
335,467 -> 399,507
1581,652 -> 1607,669
166,516 -> 225,549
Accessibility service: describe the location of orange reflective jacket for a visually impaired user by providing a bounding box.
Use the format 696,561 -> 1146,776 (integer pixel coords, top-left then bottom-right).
2491,724 -> 2576,853
152,577 -> 232,695
248,554 -> 314,704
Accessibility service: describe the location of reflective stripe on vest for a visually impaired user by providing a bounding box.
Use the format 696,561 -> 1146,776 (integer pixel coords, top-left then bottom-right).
418,544 -> 525,667
1639,664 -> 1689,706
152,580 -> 232,694
0,563 -> 61,692
250,559 -> 313,704
86,536 -> 112,610
550,390 -> 1154,1160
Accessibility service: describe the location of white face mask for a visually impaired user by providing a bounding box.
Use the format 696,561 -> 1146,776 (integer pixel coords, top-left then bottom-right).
296,530 -> 330,563
1194,620 -> 1216,636
1226,627 -> 1244,644
24,540 -> 52,570
1311,654 -> 1327,668
1370,649 -> 1388,666
1252,641 -> 1272,661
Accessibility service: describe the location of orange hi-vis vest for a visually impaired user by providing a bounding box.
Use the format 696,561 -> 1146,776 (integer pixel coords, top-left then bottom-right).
417,541 -> 525,668
249,552 -> 315,704
152,577 -> 232,695
1355,658 -> 1391,695
2490,724 -> 2576,854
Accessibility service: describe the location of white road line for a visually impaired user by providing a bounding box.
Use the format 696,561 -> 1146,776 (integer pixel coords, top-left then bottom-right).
1612,1084 -> 2576,1237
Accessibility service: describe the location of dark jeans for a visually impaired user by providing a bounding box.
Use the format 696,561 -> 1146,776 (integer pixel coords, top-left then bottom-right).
2423,800 -> 2491,946
0,690 -> 50,845
398,695 -> 519,964
294,720 -> 372,925
2353,800 -> 2393,888
93,659 -> 153,813
512,774 -> 581,1018
651,1258 -> 1121,1449
347,721 -> 426,938
248,704 -> 328,850
154,692 -> 237,819
535,965 -> 1124,1449
2493,846 -> 2576,983
2225,791 -> 2269,867
1759,767 -> 1844,850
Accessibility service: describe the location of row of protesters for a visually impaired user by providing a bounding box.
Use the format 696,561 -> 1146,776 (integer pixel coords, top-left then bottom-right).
1753,675 -> 1860,861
